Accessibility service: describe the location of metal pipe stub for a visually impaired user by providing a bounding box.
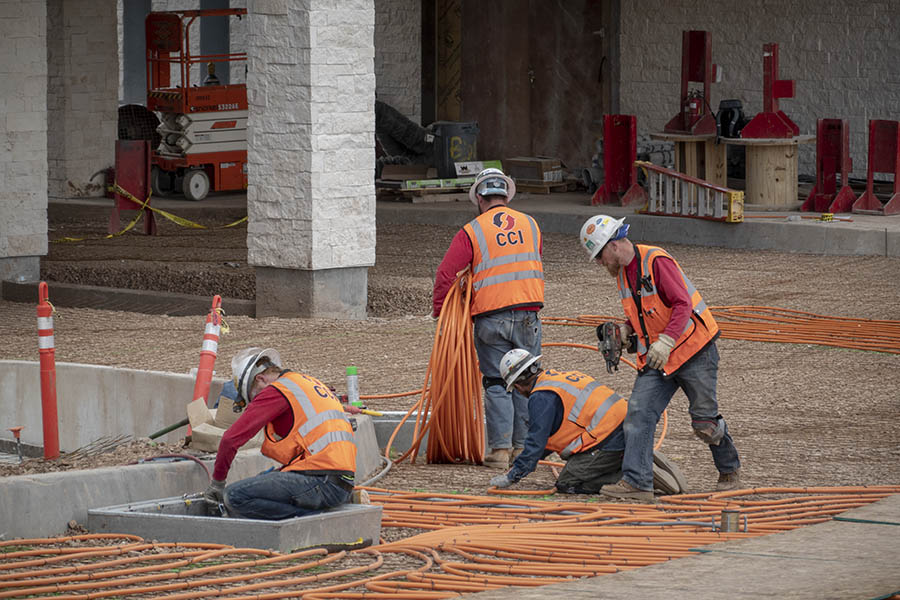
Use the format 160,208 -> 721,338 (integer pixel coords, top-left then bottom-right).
720,508 -> 741,532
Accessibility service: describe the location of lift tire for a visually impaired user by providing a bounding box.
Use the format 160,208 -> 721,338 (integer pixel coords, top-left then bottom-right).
182,169 -> 210,201
150,166 -> 175,198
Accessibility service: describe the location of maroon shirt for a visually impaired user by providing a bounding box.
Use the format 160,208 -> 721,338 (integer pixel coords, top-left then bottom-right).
212,385 -> 292,481
623,252 -> 692,341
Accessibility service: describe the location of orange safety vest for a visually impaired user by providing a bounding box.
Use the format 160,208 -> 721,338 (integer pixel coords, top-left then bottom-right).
617,244 -> 719,375
261,372 -> 357,474
463,207 -> 544,316
532,368 -> 627,459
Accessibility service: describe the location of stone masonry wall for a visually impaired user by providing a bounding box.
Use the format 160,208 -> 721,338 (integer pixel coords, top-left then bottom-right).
47,0 -> 118,198
619,0 -> 899,178
375,0 -> 420,124
0,0 -> 48,269
246,0 -> 376,271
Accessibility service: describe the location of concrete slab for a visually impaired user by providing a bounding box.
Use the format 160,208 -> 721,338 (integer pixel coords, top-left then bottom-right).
461,494 -> 900,599
87,496 -> 382,552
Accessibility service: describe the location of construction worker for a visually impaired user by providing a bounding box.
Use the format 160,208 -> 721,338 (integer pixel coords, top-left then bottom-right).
202,347 -> 357,519
488,349 -> 628,494
580,215 -> 741,502
432,168 -> 544,469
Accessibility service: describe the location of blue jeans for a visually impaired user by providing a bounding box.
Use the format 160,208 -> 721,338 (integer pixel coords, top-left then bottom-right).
621,342 -> 740,491
224,471 -> 351,520
473,309 -> 542,449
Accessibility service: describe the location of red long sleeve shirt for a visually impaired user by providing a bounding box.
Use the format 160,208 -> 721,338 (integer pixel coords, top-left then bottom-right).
211,385 -> 292,481
432,226 -> 543,317
623,252 -> 692,341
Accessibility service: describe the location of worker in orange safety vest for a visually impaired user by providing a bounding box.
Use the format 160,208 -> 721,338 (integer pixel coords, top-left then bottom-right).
202,347 -> 358,519
580,215 -> 741,502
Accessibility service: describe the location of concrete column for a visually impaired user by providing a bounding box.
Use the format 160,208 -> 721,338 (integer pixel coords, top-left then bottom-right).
200,0 -> 230,85
246,0 -> 376,320
0,0 -> 48,283
47,0 -> 118,199
122,0 -> 151,105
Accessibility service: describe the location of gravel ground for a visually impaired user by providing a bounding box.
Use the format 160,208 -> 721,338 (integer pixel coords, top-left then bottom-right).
2,204 -> 899,495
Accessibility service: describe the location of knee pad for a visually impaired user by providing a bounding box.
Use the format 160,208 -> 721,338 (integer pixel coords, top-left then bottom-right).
692,416 -> 726,445
482,376 -> 506,391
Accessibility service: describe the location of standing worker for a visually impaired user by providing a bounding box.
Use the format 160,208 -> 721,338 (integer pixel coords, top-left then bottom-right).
580,215 -> 741,501
202,347 -> 357,519
432,168 -> 544,469
488,349 -> 628,493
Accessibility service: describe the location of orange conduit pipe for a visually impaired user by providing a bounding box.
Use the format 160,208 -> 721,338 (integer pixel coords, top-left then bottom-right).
383,270 -> 484,465
3,487 -> 898,599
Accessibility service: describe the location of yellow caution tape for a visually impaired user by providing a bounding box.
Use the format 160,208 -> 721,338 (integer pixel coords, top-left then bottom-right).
214,307 -> 231,335
53,182 -> 247,243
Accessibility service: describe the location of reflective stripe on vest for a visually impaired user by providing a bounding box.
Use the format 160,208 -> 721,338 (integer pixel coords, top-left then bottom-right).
464,208 -> 544,315
262,373 -> 356,473
617,245 -> 718,374
533,370 -> 626,459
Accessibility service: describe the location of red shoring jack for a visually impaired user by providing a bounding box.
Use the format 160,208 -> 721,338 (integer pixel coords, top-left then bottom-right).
592,114 -> 646,207
8,426 -> 24,463
802,119 -> 855,213
852,120 -> 900,215
740,43 -> 799,139
664,30 -> 717,136
36,282 -> 60,460
191,295 -> 223,409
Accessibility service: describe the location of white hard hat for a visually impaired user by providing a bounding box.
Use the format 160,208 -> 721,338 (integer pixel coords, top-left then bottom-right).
580,214 -> 628,260
468,167 -> 517,205
499,348 -> 542,392
231,347 -> 283,404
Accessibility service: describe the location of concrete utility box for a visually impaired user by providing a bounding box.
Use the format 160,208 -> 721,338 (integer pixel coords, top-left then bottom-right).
88,496 -> 382,553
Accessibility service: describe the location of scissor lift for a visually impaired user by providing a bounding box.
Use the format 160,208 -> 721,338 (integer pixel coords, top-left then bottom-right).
146,8 -> 247,201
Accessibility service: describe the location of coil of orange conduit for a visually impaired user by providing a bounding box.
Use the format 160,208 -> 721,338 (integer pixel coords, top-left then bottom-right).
383,269 -> 484,465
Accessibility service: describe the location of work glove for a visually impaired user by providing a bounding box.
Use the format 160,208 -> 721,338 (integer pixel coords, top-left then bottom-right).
647,334 -> 675,370
619,322 -> 634,344
203,479 -> 226,505
489,473 -> 514,489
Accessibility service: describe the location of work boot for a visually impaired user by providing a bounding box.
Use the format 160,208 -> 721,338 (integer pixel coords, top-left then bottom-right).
511,447 -> 524,464
483,448 -> 511,469
599,479 -> 655,503
351,489 -> 371,505
716,469 -> 741,491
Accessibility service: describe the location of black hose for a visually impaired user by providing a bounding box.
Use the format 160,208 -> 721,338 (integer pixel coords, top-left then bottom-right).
148,417 -> 189,440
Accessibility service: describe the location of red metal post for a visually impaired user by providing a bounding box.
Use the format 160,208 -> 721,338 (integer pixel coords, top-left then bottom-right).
109,140 -> 157,236
741,43 -> 799,139
664,30 -> 716,136
192,295 -> 223,407
853,120 -> 900,215
801,119 -> 855,213
593,115 -> 644,206
36,282 -> 60,460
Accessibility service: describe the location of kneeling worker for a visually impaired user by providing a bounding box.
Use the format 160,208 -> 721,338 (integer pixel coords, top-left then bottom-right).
489,349 -> 631,496
203,347 -> 357,519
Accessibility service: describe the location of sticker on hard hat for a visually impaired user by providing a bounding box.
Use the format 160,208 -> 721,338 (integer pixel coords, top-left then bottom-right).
586,223 -> 596,234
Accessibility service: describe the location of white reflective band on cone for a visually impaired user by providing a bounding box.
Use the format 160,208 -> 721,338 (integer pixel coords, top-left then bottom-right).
201,339 -> 218,353
38,317 -> 53,330
204,322 -> 220,335
39,335 -> 55,350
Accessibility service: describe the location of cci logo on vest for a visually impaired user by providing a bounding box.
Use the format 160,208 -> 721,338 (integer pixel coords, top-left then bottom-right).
492,211 -> 523,246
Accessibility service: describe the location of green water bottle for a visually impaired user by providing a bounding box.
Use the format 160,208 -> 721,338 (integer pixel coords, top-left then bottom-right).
346,366 -> 361,407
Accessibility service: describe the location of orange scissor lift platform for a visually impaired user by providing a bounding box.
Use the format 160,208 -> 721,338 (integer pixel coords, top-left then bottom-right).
146,8 -> 248,201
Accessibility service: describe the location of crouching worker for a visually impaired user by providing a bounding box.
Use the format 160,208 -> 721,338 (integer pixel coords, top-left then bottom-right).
203,347 -> 357,519
488,349 -> 630,496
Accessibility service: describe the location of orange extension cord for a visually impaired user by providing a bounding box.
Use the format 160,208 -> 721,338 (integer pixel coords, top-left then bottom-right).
3,486 -> 898,599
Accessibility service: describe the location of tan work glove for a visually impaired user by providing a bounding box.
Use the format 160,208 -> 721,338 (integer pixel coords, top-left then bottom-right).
647,334 -> 675,370
203,479 -> 226,505
619,323 -> 634,344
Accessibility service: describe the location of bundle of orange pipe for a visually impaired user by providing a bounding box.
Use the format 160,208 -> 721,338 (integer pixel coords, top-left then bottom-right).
383,270 -> 484,465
